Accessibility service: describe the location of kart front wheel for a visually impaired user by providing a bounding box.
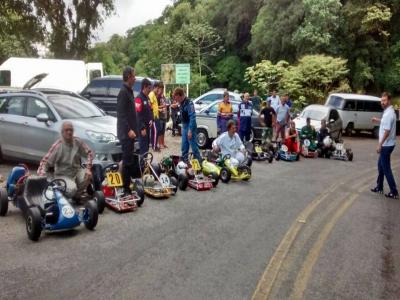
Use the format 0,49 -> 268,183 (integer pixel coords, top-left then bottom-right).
135,180 -> 145,207
268,153 -> 274,164
0,188 -> 9,216
170,176 -> 178,194
84,200 -> 98,230
178,174 -> 188,191
93,191 -> 106,214
26,207 -> 42,241
220,168 -> 231,184
210,172 -> 219,187
348,151 -> 354,162
242,166 -> 252,181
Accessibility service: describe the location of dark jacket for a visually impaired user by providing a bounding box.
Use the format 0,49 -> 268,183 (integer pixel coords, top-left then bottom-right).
180,97 -> 197,131
135,91 -> 153,131
117,83 -> 137,140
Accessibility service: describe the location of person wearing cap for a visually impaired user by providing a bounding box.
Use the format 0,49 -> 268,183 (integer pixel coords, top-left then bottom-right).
217,91 -> 233,134
259,99 -> 276,142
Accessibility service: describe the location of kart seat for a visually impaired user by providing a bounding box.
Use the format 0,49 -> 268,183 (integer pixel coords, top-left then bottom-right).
23,176 -> 49,207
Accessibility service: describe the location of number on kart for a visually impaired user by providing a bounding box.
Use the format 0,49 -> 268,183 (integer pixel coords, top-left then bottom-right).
255,146 -> 263,153
190,159 -> 201,171
159,174 -> 171,188
106,172 -> 123,187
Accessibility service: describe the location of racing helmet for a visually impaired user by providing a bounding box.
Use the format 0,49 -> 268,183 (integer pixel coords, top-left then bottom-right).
162,156 -> 172,168
176,161 -> 188,176
143,175 -> 155,186
323,136 -> 332,147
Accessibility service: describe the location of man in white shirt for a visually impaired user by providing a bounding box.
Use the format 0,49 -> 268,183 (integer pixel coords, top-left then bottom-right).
212,120 -> 245,165
267,90 -> 280,111
371,92 -> 398,199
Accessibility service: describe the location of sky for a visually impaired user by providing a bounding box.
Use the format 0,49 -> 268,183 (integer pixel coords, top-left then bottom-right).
95,0 -> 172,42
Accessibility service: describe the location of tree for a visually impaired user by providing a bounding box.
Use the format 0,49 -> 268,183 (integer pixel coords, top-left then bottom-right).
34,0 -> 115,59
214,55 -> 246,91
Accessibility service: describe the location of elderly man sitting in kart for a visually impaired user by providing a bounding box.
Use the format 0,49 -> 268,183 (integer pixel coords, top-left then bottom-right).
212,120 -> 246,165
37,121 -> 93,199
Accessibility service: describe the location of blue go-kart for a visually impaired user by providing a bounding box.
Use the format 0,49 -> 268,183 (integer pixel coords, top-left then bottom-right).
275,142 -> 300,162
0,165 -> 98,241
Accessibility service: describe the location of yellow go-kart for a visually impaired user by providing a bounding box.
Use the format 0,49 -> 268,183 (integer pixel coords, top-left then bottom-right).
217,154 -> 251,183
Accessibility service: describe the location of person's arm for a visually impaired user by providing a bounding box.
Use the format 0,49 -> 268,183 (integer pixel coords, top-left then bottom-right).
377,115 -> 393,153
37,140 -> 61,176
77,138 -> 94,172
259,110 -> 266,127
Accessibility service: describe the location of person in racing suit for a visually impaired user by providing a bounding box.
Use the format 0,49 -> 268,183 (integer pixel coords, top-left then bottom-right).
238,92 -> 253,142
300,117 -> 317,149
212,120 -> 246,165
37,121 -> 93,199
135,78 -> 153,155
285,121 -> 299,153
173,88 -> 202,163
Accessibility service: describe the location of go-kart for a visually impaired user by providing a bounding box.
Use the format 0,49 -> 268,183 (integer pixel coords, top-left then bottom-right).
300,139 -> 317,158
201,151 -> 226,183
98,163 -> 145,212
276,142 -> 300,162
217,154 -> 251,183
316,136 -> 335,158
331,142 -> 354,161
248,142 -> 274,163
0,165 -> 98,241
141,152 -> 177,198
160,155 -> 218,191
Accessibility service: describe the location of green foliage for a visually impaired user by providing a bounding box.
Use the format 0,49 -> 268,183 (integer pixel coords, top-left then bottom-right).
214,56 -> 246,91
244,60 -> 289,95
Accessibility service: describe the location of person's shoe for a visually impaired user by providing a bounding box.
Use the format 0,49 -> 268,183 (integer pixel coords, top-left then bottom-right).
385,192 -> 399,199
371,187 -> 383,194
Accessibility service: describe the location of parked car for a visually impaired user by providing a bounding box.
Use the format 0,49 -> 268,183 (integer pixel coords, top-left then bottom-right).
193,89 -> 242,112
325,93 -> 383,137
0,86 -> 122,167
294,104 -> 343,141
81,76 -> 158,116
195,100 -> 262,149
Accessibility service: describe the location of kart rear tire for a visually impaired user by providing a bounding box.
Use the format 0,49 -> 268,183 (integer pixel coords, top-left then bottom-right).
246,156 -> 253,167
220,168 -> 231,184
93,191 -> 106,214
26,207 -> 42,241
178,174 -> 188,191
275,153 -> 281,161
211,172 -> 219,187
325,151 -> 332,159
348,151 -> 354,162
268,154 -> 273,164
0,188 -> 9,216
84,200 -> 98,230
170,176 -> 178,194
135,180 -> 145,207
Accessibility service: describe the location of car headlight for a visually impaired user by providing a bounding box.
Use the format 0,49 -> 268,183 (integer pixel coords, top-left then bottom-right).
86,130 -> 116,143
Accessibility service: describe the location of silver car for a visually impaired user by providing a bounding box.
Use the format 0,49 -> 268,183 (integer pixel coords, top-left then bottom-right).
193,89 -> 242,112
0,88 -> 122,167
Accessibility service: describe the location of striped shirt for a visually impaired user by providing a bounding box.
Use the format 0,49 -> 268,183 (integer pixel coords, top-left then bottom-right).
37,137 -> 93,178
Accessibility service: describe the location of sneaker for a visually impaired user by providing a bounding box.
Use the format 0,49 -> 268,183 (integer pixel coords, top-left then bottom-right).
385,192 -> 399,199
371,187 -> 383,194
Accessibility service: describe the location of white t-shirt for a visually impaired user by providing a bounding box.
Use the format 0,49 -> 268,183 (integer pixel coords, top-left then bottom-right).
380,105 -> 397,147
268,95 -> 280,111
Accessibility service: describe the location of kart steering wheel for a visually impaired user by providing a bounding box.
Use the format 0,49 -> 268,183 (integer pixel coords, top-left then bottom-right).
142,152 -> 153,164
46,178 -> 67,199
223,154 -> 231,161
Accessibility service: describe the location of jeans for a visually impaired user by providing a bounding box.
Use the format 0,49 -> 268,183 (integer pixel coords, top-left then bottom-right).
377,145 -> 398,194
181,126 -> 202,163
239,130 -> 251,142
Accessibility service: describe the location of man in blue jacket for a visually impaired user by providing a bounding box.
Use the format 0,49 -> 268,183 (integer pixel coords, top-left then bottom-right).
238,92 -> 253,142
173,88 -> 202,163
135,78 -> 153,155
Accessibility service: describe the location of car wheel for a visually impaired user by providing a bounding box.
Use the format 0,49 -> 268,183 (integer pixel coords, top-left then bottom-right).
372,127 -> 379,139
345,123 -> 354,136
93,191 -> 106,214
196,129 -> 209,149
0,188 -> 9,216
135,180 -> 145,207
84,200 -> 98,230
220,168 -> 231,183
170,176 -> 178,194
210,172 -> 219,187
26,207 -> 42,241
178,174 -> 189,191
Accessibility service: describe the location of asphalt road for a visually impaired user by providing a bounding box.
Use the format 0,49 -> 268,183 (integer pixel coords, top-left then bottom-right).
0,136 -> 399,300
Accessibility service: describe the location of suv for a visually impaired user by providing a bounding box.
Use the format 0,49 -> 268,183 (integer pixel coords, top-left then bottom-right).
81,76 -> 158,116
0,88 -> 122,167
193,89 -> 242,112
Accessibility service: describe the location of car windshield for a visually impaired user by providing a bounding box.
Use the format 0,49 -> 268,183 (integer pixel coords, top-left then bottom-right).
48,95 -> 104,119
301,109 -> 326,121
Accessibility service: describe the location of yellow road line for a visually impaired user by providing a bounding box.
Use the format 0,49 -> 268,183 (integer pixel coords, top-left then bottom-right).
289,192 -> 359,300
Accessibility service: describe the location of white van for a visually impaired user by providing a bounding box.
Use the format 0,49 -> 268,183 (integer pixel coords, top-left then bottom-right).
325,93 -> 383,137
0,57 -> 103,93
